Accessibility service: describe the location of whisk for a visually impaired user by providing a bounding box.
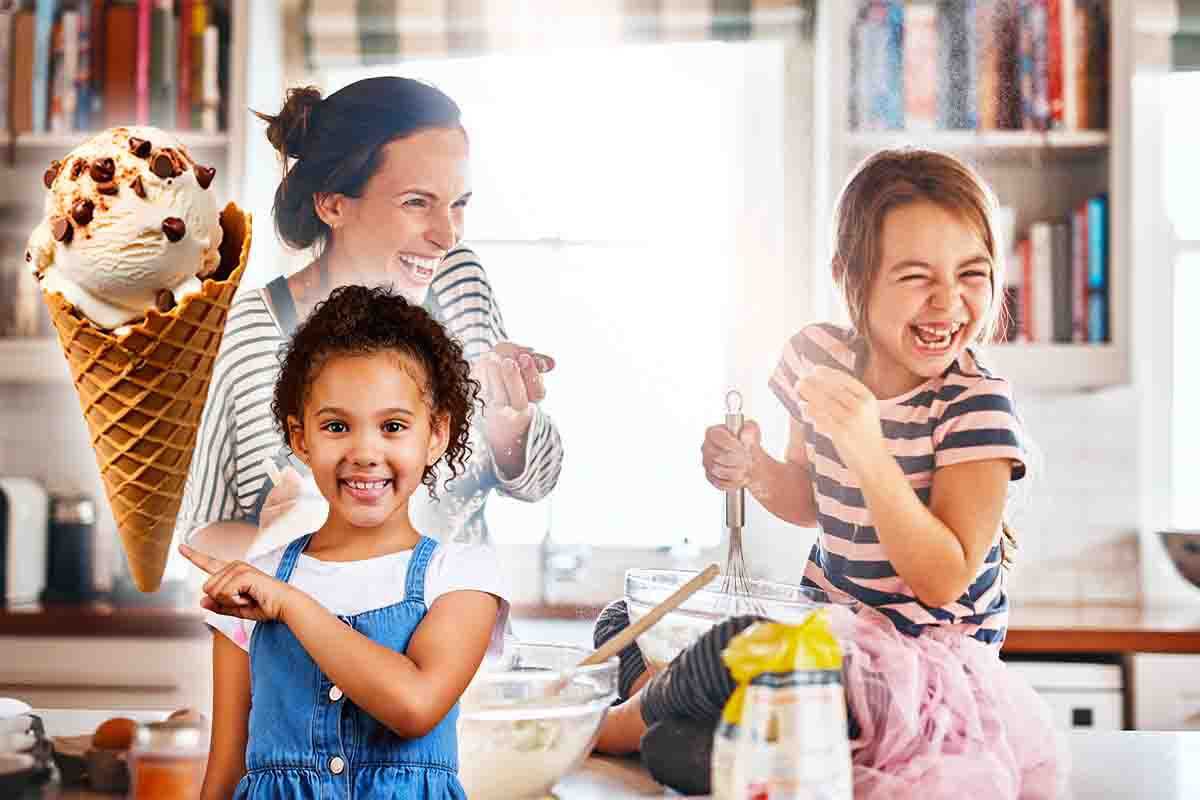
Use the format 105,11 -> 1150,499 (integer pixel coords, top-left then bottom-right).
720,390 -> 763,616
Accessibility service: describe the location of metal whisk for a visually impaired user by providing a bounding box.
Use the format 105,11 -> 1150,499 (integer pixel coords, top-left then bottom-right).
720,390 -> 761,615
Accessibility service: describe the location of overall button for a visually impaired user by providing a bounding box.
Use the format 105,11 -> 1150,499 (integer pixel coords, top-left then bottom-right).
329,685 -> 344,702
329,756 -> 345,774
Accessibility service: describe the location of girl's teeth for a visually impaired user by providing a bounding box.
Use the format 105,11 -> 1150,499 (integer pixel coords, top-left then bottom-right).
347,479 -> 389,489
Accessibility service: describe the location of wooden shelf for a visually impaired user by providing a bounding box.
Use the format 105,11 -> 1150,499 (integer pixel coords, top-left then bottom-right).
0,604 -> 208,638
0,338 -> 70,383
848,129 -> 1110,158
1,131 -> 230,150
980,343 -> 1127,392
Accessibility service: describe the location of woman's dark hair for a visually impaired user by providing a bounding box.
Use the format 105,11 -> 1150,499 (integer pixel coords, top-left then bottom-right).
272,285 -> 479,497
254,77 -> 464,252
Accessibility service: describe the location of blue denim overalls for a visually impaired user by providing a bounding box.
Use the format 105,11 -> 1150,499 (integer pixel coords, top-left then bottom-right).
234,534 -> 467,799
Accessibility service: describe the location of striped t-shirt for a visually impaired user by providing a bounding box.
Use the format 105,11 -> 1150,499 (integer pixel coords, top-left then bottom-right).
176,246 -> 564,546
769,323 -> 1026,646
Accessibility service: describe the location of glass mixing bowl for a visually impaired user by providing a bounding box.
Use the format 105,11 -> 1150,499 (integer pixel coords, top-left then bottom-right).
625,568 -> 851,669
457,641 -> 618,800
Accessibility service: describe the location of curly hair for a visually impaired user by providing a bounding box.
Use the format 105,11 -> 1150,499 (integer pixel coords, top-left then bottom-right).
271,285 -> 479,497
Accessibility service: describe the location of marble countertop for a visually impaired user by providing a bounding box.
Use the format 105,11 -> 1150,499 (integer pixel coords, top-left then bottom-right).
23,709 -> 1200,799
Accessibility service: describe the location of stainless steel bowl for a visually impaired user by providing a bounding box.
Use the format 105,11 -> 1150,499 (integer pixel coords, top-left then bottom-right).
457,641 -> 618,800
1159,530 -> 1200,589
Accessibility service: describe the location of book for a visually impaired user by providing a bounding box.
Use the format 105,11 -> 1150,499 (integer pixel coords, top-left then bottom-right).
977,0 -> 1020,129
47,16 -> 63,132
201,22 -> 218,132
1050,220 -> 1072,342
0,2 -> 12,133
150,0 -> 175,128
1030,221 -> 1054,342
1017,236 -> 1032,341
32,0 -> 56,134
87,0 -> 105,126
853,0 -> 904,130
104,2 -> 139,126
136,0 -> 152,124
177,0 -> 193,128
904,2 -> 938,130
937,0 -> 978,129
1046,0 -> 1063,127
76,0 -> 93,130
1086,193 -> 1108,342
59,10 -> 79,133
11,9 -> 34,134
190,1 -> 207,128
1070,203 -> 1087,341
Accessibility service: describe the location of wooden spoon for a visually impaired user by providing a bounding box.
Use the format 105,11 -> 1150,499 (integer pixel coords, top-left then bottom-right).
544,564 -> 720,696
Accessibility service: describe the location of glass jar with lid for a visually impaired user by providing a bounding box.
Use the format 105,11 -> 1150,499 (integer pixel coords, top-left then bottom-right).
128,717 -> 208,799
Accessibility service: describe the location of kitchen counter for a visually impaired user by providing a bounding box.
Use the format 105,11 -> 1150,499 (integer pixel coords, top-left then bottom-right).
23,708 -> 1200,799
6,602 -> 1200,654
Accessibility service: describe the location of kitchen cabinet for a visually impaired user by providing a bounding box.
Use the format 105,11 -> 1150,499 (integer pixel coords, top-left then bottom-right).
0,636 -> 211,715
1131,653 -> 1200,731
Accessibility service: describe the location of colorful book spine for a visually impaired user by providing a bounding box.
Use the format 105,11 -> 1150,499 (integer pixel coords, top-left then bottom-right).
904,2 -> 938,130
201,22 -> 218,132
191,1 -> 207,128
76,0 -> 92,130
1046,0 -> 1063,127
853,1 -> 904,130
88,0 -> 104,125
32,0 -> 56,134
48,17 -> 64,132
1030,222 -> 1054,342
61,11 -> 79,133
936,0 -> 978,129
136,0 -> 153,125
177,0 -> 193,129
150,0 -> 175,128
0,3 -> 12,133
1087,194 -> 1108,342
1018,237 -> 1033,341
1051,220 -> 1072,342
1071,203 -> 1087,341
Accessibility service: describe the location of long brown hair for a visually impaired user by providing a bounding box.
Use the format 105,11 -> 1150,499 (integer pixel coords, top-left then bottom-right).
830,147 -> 1009,346
831,148 -> 1018,567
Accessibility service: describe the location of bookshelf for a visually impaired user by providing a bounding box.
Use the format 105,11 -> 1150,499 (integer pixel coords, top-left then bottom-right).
0,1 -> 247,373
817,0 -> 1130,393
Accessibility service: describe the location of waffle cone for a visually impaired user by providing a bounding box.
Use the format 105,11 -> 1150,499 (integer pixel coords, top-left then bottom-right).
43,203 -> 253,592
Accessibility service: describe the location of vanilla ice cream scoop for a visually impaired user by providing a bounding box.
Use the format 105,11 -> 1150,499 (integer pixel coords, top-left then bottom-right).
26,126 -> 224,330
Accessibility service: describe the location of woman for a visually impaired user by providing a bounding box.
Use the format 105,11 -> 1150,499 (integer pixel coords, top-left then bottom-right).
178,77 -> 562,560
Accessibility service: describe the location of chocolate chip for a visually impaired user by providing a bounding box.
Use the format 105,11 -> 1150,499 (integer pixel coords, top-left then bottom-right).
155,289 -> 175,312
43,161 -> 61,189
71,198 -> 95,226
194,164 -> 216,190
51,217 -> 73,244
89,157 -> 115,183
131,175 -> 146,199
162,217 -> 186,242
152,153 -> 177,179
129,137 -> 151,158
70,159 -> 86,180
97,183 -> 118,196
25,250 -> 32,263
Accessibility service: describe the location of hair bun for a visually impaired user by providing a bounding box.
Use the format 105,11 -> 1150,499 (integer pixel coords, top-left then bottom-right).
262,86 -> 323,159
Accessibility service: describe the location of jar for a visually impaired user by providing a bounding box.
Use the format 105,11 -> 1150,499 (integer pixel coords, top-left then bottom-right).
43,494 -> 103,603
128,719 -> 208,799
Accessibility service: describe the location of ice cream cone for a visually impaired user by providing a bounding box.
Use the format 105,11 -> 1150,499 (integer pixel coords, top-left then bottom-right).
43,203 -> 252,592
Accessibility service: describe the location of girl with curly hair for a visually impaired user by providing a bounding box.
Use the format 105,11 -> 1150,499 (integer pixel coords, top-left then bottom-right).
181,285 -> 507,800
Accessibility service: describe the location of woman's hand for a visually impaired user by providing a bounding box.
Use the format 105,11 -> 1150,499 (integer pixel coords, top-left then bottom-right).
701,419 -> 763,492
179,543 -> 298,623
477,341 -> 554,479
794,365 -> 888,477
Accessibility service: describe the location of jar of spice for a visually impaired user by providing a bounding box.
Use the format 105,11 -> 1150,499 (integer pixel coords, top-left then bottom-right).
128,718 -> 208,799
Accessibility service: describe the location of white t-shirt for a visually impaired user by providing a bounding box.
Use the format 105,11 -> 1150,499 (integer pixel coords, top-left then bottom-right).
204,540 -> 512,657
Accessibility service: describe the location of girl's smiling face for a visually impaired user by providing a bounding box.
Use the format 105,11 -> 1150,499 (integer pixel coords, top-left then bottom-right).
287,351 -> 449,531
862,201 -> 995,398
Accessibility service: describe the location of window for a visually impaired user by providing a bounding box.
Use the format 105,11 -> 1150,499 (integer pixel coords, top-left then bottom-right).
327,40 -> 808,548
1166,73 -> 1200,527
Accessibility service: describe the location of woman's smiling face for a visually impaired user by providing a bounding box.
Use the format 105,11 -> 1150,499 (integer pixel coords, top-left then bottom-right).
320,127 -> 471,299
288,351 -> 449,531
862,201 -> 995,398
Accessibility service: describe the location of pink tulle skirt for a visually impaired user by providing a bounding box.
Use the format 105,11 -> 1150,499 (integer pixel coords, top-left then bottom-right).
828,606 -> 1068,799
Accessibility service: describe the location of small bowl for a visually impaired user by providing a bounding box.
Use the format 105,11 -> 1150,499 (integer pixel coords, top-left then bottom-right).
457,641 -> 618,800
625,568 -> 853,669
1159,530 -> 1200,590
